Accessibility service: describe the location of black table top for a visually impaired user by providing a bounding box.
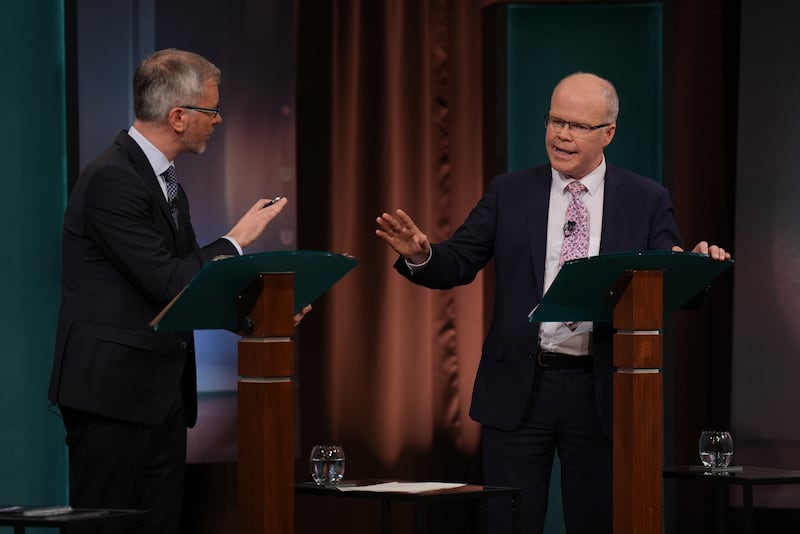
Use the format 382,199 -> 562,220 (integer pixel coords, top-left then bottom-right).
663,465 -> 800,485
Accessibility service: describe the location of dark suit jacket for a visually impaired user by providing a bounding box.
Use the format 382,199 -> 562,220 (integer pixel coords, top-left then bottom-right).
395,163 -> 683,435
48,130 -> 238,427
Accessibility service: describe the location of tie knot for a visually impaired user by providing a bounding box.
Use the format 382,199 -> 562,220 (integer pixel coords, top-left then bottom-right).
162,166 -> 178,203
566,180 -> 586,198
162,165 -> 177,183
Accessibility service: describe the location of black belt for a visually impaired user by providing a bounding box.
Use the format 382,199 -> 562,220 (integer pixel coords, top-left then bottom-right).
536,351 -> 593,369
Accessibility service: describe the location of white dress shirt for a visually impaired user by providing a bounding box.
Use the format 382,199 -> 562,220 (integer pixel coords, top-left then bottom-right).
538,158 -> 606,355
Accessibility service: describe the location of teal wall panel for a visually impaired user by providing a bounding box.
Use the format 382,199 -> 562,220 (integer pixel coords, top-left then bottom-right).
0,0 -> 68,515
489,4 -> 664,533
501,3 -> 663,182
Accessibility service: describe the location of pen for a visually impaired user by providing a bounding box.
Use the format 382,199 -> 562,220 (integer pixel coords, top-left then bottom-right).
262,196 -> 282,209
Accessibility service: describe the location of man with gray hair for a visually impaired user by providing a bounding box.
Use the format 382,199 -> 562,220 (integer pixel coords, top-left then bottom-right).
48,48 -> 306,533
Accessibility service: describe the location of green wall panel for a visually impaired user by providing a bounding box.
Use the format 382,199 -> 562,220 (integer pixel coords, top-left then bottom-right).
500,3 -> 663,183
0,0 -> 68,515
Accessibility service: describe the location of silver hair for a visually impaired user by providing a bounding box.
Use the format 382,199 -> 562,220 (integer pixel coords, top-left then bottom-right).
133,48 -> 221,122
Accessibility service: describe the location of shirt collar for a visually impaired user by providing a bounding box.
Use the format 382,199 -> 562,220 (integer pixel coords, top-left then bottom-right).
551,156 -> 606,196
128,125 -> 174,177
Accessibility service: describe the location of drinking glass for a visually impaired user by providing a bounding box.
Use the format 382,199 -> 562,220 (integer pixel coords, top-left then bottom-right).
309,445 -> 346,485
698,430 -> 733,468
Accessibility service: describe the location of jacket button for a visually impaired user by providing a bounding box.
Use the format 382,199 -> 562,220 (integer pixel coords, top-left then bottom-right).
528,352 -> 535,360
180,341 -> 188,350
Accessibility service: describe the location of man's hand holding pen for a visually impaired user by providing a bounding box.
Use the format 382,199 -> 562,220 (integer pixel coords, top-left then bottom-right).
227,195 -> 288,249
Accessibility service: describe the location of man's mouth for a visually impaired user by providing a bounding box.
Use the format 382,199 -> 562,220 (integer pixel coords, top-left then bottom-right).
553,145 -> 576,156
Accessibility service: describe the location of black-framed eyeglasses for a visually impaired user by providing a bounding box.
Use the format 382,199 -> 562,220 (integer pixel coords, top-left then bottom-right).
180,105 -> 220,118
544,113 -> 610,137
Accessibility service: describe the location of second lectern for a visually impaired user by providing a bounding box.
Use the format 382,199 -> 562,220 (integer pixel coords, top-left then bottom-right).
152,250 -> 358,534
528,250 -> 732,534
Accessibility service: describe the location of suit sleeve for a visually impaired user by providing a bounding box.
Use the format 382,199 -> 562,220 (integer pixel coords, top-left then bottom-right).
82,164 -> 236,306
648,185 -> 685,250
393,176 -> 500,289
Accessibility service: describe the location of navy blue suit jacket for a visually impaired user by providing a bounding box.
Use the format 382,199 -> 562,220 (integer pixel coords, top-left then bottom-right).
48,130 -> 238,427
395,163 -> 683,435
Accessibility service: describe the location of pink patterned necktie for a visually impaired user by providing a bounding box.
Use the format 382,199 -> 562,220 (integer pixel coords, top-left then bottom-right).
559,181 -> 589,266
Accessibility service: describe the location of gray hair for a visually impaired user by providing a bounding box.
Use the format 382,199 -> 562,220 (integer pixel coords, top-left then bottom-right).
133,48 -> 221,122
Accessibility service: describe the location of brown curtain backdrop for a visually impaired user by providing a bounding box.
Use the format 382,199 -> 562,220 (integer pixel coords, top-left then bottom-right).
297,0 -> 488,485
295,0 -> 736,532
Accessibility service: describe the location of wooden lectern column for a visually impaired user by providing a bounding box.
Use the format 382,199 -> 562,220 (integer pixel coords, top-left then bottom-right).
237,273 -> 295,534
612,270 -> 663,534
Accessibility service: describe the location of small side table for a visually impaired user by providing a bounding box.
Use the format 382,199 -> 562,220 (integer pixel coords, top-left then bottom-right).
663,465 -> 800,534
295,480 -> 521,534
0,507 -> 147,533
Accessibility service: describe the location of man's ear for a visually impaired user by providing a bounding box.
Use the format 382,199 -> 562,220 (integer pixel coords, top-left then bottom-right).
168,107 -> 188,133
602,123 -> 616,148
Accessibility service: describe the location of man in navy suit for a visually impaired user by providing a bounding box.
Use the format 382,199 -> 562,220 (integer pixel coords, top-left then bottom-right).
48,48 -> 307,533
376,72 -> 730,533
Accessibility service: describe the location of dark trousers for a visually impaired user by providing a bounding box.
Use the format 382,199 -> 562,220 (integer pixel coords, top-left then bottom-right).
61,392 -> 187,534
482,366 -> 612,534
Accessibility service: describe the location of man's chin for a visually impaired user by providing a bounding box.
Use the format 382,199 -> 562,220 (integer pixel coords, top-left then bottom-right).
549,161 -> 574,175
181,139 -> 207,154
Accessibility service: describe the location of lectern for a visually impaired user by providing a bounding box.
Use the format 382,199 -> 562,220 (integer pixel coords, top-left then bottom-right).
152,250 -> 358,534
528,251 -> 732,534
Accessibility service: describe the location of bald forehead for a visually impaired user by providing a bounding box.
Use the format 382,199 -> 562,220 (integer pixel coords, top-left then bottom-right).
551,73 -> 618,121
553,74 -> 607,98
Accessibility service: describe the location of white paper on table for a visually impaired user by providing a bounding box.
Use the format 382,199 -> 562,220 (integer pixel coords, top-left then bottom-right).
336,482 -> 466,493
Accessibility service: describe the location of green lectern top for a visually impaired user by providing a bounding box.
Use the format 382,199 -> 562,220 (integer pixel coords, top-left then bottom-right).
528,250 -> 733,323
151,250 -> 358,331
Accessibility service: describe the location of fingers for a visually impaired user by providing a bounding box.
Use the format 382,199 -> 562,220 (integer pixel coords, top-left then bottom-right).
228,196 -> 288,248
375,209 -> 430,263
708,245 -> 731,261
689,241 -> 732,261
293,304 -> 312,327
375,208 -> 422,237
691,241 -> 709,255
376,210 -> 408,235
393,209 -> 417,230
254,196 -> 288,212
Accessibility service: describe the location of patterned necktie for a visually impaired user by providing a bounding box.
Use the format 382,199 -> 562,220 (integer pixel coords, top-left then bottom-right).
559,181 -> 589,266
162,165 -> 179,227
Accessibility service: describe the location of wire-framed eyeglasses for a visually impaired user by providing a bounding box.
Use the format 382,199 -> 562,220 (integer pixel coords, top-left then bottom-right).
180,105 -> 220,118
544,113 -> 610,137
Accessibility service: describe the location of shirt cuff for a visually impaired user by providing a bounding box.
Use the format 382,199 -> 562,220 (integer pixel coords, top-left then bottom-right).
404,248 -> 432,274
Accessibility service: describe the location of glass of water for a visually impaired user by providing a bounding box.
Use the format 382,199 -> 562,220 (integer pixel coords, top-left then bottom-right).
699,430 -> 733,468
309,445 -> 346,485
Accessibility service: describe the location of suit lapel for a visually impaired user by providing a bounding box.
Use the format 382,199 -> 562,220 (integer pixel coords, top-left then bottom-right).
526,167 -> 551,298
116,131 -> 180,244
599,164 -> 625,254
174,187 -> 195,253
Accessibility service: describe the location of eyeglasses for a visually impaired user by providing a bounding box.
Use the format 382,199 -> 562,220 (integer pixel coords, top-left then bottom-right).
544,114 -> 610,137
180,105 -> 220,118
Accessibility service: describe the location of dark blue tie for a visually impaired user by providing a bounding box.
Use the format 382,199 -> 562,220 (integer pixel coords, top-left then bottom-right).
162,166 -> 179,227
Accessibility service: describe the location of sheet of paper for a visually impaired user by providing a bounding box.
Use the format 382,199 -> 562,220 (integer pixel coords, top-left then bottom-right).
336,482 -> 466,493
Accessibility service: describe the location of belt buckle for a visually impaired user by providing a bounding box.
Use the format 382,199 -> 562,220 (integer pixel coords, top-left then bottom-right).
536,352 -> 550,367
